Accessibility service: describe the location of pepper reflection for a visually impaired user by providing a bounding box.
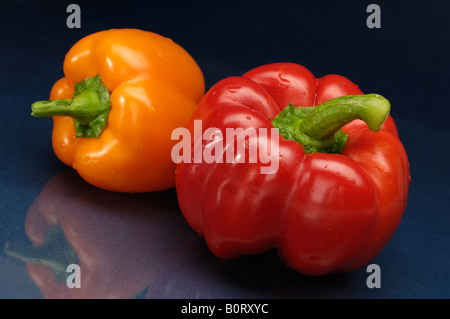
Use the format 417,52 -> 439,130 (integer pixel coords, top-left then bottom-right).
5,170 -> 359,299
5,169 -> 194,298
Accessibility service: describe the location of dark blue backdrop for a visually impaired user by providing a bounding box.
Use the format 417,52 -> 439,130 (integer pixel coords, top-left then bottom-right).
0,0 -> 449,299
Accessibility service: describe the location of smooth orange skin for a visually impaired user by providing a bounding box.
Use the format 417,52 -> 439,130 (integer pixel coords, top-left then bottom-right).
47,29 -> 205,192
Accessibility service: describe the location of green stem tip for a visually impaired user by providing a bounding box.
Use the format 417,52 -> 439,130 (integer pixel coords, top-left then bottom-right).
31,75 -> 111,138
271,94 -> 391,154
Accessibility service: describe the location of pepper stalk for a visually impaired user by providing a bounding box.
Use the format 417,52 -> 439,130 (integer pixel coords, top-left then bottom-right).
31,75 -> 111,138
271,94 -> 391,154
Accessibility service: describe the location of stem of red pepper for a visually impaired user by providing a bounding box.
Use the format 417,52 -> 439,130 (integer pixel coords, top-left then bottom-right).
31,75 -> 111,138
271,94 -> 391,154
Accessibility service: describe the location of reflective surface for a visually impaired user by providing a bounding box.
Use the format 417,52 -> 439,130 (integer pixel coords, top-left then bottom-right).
1,1 -> 450,299
0,169 -> 381,299
4,170 -> 194,298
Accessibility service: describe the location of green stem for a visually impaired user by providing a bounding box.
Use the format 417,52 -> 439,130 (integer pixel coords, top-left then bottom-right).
271,94 -> 390,154
31,75 -> 111,138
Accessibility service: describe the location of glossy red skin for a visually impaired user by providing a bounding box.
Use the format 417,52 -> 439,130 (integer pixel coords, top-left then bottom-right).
175,63 -> 410,276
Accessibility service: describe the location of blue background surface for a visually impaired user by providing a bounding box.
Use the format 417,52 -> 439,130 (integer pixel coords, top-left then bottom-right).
0,0 -> 449,299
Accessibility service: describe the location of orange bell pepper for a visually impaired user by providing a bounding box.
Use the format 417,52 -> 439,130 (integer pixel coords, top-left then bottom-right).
31,29 -> 205,192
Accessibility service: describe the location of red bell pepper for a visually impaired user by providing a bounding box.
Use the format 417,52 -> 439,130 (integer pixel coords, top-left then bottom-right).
175,62 -> 411,276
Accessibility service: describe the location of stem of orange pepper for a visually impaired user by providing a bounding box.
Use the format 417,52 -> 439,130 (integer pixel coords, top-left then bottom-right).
31,75 -> 111,138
